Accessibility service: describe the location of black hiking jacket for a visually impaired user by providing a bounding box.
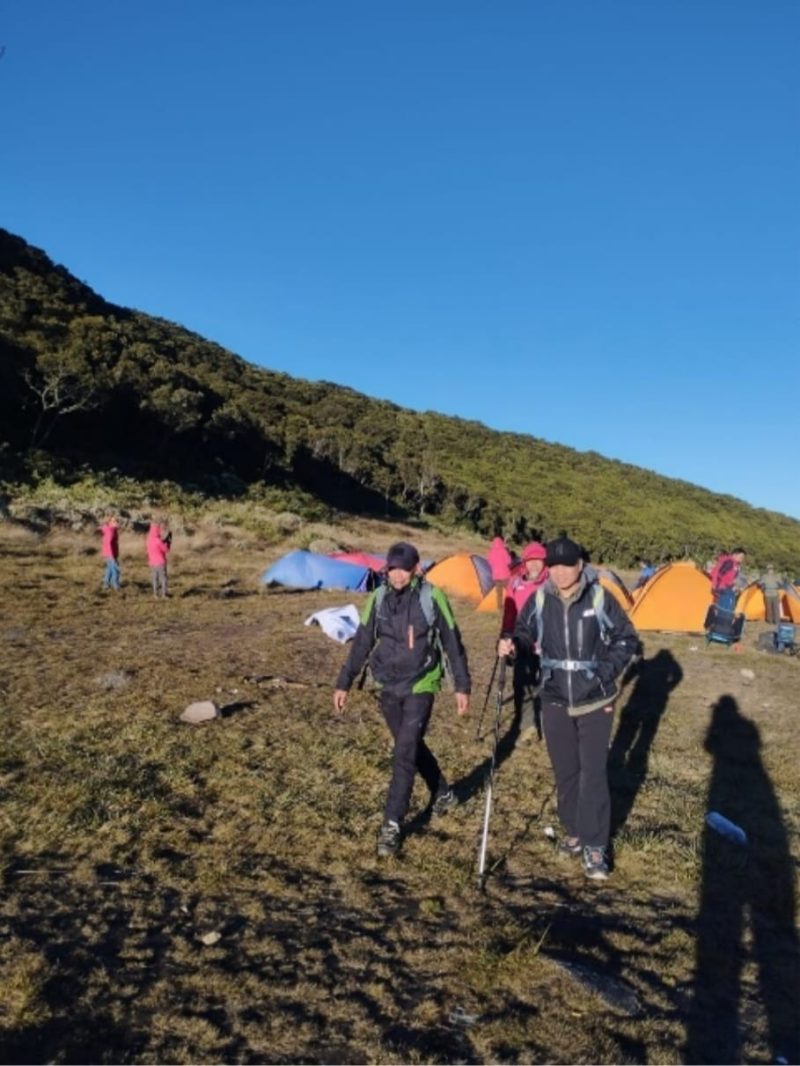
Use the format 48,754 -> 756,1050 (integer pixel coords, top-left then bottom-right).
513,574 -> 639,713
335,579 -> 471,697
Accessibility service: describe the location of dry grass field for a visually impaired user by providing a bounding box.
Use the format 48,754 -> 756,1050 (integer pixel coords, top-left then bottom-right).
0,516 -> 798,1065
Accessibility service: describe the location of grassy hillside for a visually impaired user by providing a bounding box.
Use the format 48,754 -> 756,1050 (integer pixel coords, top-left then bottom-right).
0,518 -> 797,1063
2,226 -> 799,568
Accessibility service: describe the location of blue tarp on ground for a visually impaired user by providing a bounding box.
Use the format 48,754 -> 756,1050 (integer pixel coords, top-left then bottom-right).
261,550 -> 372,592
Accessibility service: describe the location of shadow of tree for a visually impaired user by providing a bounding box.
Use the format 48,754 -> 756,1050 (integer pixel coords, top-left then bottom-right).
0,854 -> 481,1064
450,696 -> 520,808
482,871 -> 697,1060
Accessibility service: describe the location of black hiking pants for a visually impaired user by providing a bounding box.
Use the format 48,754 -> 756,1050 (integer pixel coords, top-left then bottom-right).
541,700 -> 614,848
512,648 -> 540,734
380,691 -> 446,825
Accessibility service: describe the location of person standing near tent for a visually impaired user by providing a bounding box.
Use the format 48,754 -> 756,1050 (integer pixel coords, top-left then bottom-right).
758,564 -> 783,625
500,542 -> 548,743
634,559 -> 656,590
498,536 -> 639,881
487,536 -> 513,610
709,548 -> 747,601
333,541 -> 471,858
146,521 -> 171,598
99,515 -> 121,591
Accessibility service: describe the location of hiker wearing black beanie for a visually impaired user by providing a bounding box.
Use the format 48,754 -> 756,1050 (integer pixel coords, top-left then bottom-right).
334,542 -> 471,858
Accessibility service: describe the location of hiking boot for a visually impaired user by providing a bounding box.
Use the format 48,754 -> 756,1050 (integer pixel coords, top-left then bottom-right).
376,820 -> 401,857
557,836 -> 582,858
582,846 -> 610,881
432,788 -> 459,817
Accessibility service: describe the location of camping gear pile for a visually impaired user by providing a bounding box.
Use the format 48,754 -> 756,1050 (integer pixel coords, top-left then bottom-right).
704,589 -> 746,647
757,622 -> 798,656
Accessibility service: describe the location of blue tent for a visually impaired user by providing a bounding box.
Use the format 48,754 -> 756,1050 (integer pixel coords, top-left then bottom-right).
261,550 -> 372,592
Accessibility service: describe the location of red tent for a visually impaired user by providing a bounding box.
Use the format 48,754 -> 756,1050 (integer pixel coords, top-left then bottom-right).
329,551 -> 386,572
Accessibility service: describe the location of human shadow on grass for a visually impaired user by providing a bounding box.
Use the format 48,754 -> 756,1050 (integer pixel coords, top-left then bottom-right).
685,695 -> 800,1065
608,648 -> 683,837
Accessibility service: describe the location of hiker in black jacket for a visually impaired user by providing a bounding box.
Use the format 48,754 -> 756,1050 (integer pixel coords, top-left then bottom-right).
499,536 -> 639,880
334,541 -> 471,857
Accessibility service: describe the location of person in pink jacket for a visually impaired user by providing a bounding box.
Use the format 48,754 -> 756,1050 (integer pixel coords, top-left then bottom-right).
500,542 -> 548,743
146,522 -> 171,598
99,515 -> 121,590
487,536 -> 513,610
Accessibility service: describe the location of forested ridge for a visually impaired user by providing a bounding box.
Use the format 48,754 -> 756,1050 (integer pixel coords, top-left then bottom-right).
2,226 -> 798,567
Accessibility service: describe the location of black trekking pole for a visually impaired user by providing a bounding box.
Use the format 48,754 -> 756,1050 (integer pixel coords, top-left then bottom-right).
473,654 -> 499,741
477,655 -> 507,891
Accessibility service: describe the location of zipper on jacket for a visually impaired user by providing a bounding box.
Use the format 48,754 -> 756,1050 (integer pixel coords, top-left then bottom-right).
563,598 -> 573,706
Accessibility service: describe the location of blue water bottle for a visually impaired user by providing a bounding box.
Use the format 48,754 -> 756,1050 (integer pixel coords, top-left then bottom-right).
705,811 -> 748,846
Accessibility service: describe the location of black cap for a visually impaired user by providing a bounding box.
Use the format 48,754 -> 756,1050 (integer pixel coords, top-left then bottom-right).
385,541 -> 420,571
545,536 -> 583,567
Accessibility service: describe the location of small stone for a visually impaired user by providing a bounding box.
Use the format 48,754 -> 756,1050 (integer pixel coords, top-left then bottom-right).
448,1007 -> 479,1027
97,670 -> 132,691
740,668 -> 755,681
199,930 -> 222,946
180,701 -> 220,724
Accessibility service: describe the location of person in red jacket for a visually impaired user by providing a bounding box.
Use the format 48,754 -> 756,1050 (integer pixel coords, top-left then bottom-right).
501,542 -> 548,743
709,548 -> 747,602
146,522 -> 171,598
99,515 -> 121,591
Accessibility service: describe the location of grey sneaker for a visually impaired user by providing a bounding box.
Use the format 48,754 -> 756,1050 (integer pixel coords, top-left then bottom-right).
377,820 -> 401,857
582,846 -> 610,880
558,836 -> 582,858
432,788 -> 459,817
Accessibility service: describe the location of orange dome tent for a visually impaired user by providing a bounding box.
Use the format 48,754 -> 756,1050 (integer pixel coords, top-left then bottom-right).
426,552 -> 493,604
477,585 -> 504,613
784,585 -> 800,623
629,561 -> 713,632
737,582 -> 800,623
594,568 -> 633,613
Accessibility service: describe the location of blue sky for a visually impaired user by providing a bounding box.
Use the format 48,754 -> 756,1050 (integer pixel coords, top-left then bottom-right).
4,1 -> 799,518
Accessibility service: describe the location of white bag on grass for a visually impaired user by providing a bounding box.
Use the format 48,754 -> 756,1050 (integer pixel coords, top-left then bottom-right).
304,604 -> 360,644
